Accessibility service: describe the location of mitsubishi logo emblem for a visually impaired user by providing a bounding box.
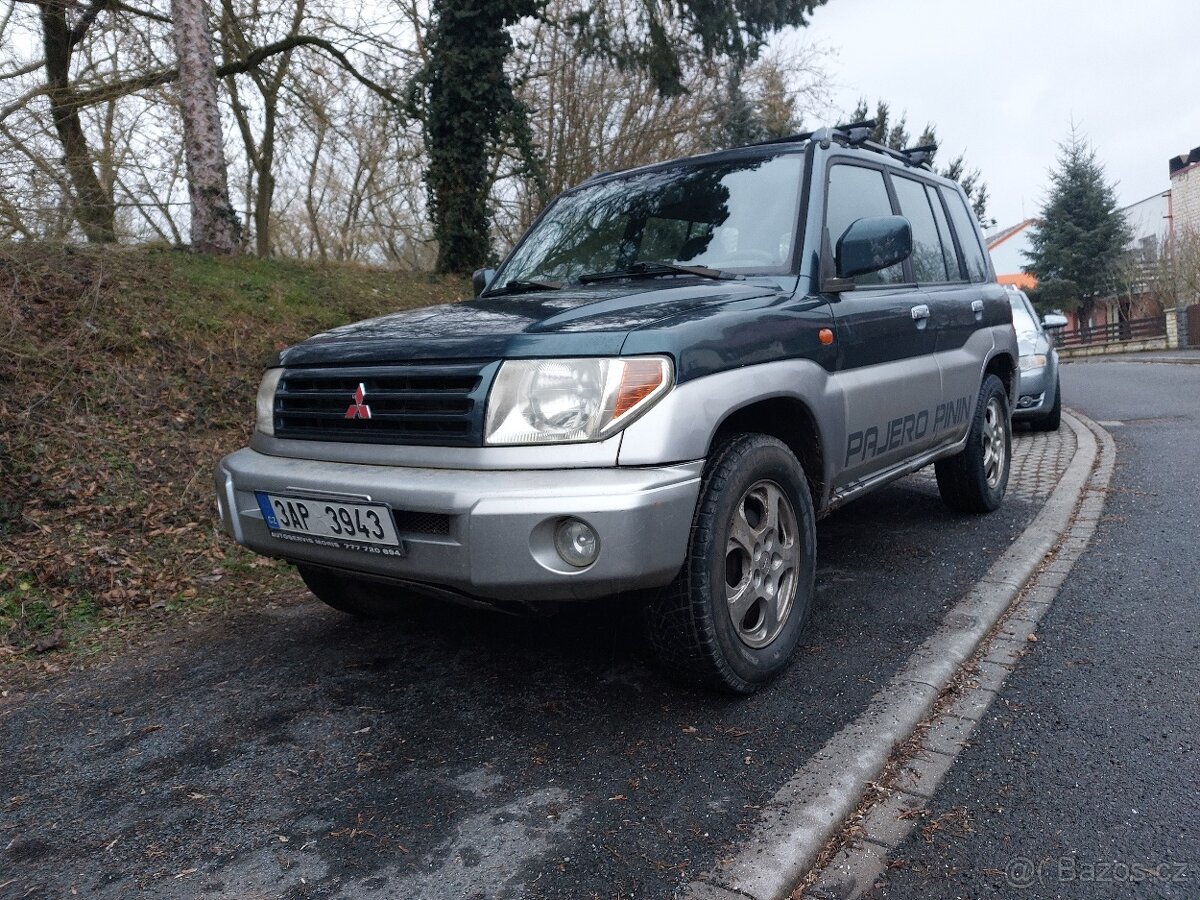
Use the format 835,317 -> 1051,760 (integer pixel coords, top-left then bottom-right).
345,383 -> 372,420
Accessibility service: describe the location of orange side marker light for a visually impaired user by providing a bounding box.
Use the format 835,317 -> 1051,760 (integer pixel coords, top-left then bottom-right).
819,328 -> 835,346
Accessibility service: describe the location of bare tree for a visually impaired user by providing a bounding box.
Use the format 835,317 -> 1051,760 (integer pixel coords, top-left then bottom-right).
1152,226 -> 1200,311
171,0 -> 240,252
35,0 -> 117,242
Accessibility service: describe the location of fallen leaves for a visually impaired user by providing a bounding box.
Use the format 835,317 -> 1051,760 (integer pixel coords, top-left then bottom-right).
33,629 -> 64,653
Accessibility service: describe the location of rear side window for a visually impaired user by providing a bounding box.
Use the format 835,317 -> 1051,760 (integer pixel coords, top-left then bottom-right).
826,164 -> 904,286
942,188 -> 989,282
892,176 -> 949,282
925,185 -> 962,280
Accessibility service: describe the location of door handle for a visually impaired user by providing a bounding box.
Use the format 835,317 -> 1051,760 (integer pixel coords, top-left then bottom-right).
971,299 -> 984,313
911,304 -> 931,320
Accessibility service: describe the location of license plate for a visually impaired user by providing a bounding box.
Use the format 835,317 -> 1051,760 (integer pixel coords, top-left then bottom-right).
255,492 -> 402,548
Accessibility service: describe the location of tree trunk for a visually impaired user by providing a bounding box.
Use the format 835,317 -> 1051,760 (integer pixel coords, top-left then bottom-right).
171,0 -> 240,253
39,2 -> 117,243
253,103 -> 277,257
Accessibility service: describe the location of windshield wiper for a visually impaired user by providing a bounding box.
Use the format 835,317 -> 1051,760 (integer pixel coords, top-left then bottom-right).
486,279 -> 563,296
577,260 -> 741,284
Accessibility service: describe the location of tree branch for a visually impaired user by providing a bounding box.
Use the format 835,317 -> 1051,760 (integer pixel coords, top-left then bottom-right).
61,33 -> 400,111
68,0 -> 108,47
1,60 -> 45,80
111,0 -> 170,23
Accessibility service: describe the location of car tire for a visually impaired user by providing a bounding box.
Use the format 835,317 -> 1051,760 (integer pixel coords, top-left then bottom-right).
298,565 -> 415,618
642,434 -> 817,694
1029,376 -> 1062,432
935,374 -> 1012,514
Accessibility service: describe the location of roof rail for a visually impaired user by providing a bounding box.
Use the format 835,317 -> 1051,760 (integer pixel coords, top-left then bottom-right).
745,130 -> 816,148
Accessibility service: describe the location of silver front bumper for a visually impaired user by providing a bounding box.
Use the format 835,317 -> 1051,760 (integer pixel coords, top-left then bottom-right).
1014,364 -> 1053,417
215,449 -> 703,601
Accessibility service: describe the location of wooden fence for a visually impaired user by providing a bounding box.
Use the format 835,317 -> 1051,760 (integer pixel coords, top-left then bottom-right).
1051,315 -> 1167,349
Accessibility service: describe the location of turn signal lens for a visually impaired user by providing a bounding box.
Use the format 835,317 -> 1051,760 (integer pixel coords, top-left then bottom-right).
613,358 -> 669,419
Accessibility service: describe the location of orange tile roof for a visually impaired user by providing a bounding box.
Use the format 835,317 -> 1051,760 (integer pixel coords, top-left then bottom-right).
998,273 -> 1037,290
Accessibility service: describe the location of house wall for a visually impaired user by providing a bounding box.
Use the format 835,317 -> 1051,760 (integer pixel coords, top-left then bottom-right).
1123,191 -> 1172,257
1172,165 -> 1200,236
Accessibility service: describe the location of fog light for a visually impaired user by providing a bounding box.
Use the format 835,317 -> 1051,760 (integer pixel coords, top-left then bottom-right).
554,518 -> 600,567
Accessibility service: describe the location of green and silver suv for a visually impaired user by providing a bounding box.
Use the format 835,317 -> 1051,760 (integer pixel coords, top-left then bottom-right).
216,122 -> 1018,693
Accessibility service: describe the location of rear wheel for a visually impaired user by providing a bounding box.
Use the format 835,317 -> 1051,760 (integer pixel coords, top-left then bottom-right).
643,434 -> 817,694
935,374 -> 1012,513
297,565 -> 416,618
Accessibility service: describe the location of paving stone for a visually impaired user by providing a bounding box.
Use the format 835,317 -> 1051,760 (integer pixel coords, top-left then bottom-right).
894,749 -> 959,799
982,640 -> 1026,668
943,686 -> 1000,722
808,838 -> 893,899
921,713 -> 980,757
859,789 -> 929,848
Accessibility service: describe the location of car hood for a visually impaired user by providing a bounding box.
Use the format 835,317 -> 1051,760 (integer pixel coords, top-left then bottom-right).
273,280 -> 785,366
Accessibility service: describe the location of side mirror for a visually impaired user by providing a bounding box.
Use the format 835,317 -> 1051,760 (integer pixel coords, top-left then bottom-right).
836,216 -> 912,280
1042,313 -> 1068,330
472,267 -> 496,296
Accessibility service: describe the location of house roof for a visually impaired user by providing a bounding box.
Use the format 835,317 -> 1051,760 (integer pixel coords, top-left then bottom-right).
998,273 -> 1037,290
1169,145 -> 1200,178
986,218 -> 1037,250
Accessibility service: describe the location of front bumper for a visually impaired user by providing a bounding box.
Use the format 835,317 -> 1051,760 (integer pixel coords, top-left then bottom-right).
1014,364 -> 1054,418
215,449 -> 702,601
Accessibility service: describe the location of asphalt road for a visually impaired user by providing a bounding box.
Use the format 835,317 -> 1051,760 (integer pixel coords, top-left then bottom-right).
0,459 -> 1040,898
864,361 -> 1200,899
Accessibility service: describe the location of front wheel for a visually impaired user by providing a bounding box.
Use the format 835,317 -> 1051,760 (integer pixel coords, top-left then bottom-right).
642,434 -> 817,694
934,374 -> 1012,513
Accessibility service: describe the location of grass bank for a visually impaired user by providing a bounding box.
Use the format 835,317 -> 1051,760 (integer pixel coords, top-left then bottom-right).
0,245 -> 464,674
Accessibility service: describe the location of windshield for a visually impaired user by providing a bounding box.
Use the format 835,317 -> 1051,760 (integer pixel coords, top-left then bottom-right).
490,153 -> 805,291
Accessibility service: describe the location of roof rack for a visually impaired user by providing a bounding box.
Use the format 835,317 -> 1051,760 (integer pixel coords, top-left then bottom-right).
742,120 -> 937,170
743,119 -> 874,150
900,143 -> 938,168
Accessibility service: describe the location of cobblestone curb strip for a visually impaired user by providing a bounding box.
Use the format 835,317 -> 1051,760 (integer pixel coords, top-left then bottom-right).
682,411 -> 1114,900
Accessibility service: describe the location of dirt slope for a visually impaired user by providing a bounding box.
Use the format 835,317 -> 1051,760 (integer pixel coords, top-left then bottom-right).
0,245 -> 464,673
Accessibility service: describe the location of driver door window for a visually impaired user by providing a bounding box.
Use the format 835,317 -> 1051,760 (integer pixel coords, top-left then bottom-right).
825,164 -> 905,287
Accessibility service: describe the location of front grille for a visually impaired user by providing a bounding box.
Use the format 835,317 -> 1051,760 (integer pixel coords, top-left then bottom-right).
274,363 -> 493,446
392,510 -> 452,536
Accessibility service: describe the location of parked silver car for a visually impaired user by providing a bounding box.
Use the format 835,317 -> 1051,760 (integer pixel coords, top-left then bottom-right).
1008,286 -> 1067,431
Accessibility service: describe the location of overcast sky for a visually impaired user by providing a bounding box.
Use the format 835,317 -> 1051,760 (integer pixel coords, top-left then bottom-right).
784,0 -> 1200,232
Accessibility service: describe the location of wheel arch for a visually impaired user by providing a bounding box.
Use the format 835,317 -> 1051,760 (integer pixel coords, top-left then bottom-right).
984,351 -> 1017,407
710,396 -> 826,510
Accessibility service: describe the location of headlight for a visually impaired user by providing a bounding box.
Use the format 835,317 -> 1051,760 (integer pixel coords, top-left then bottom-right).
1019,354 -> 1048,372
255,368 -> 284,435
485,356 -> 673,444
